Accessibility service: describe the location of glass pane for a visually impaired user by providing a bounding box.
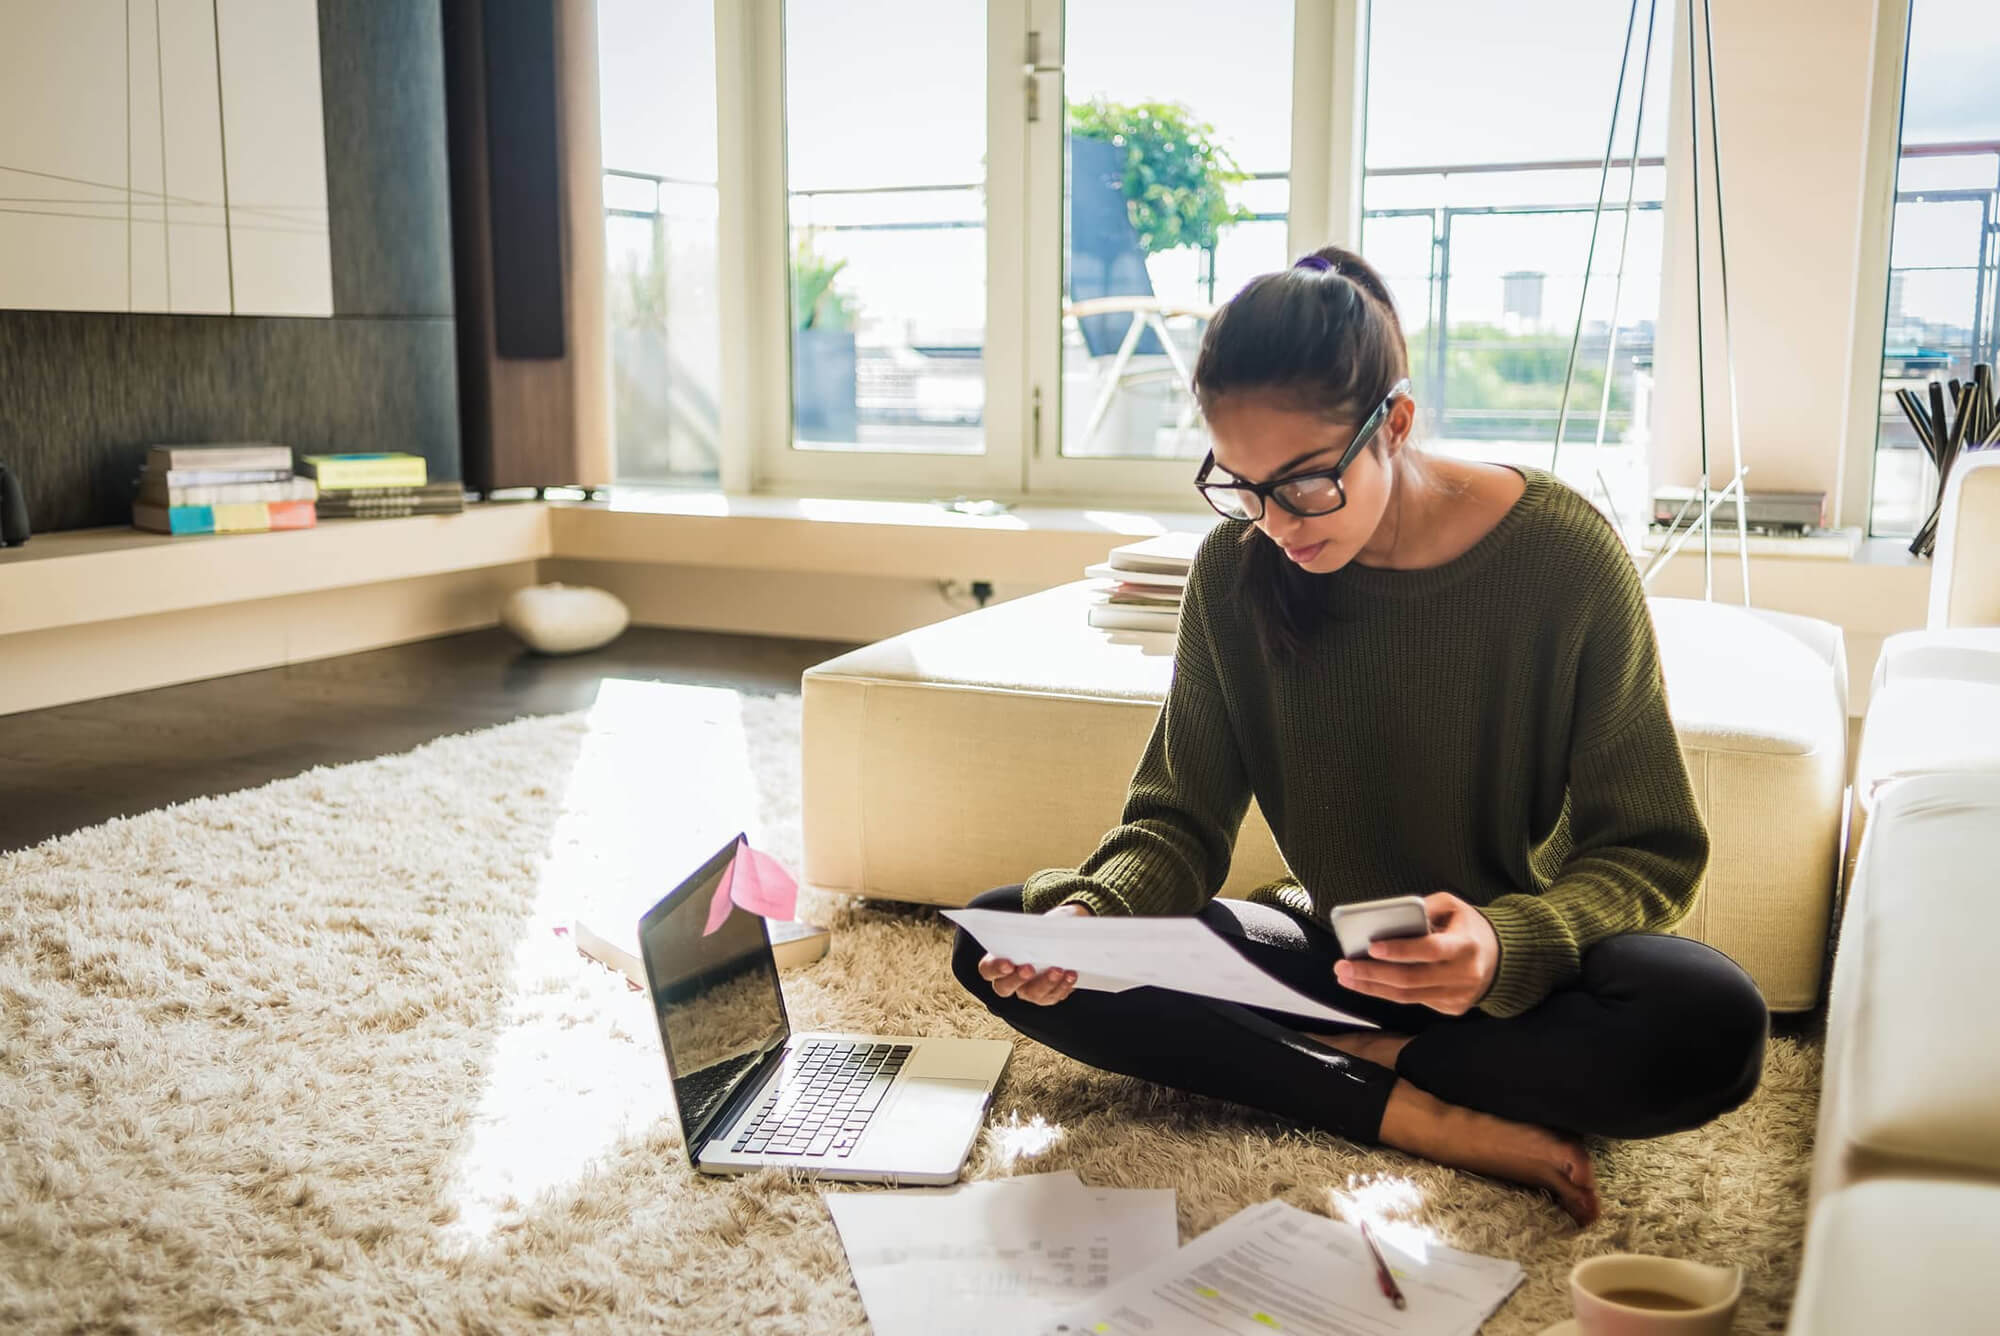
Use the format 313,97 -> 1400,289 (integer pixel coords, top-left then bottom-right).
1869,0 -> 2000,537
1060,0 -> 1294,460
784,1 -> 987,455
1362,0 -> 1673,534
598,0 -> 722,485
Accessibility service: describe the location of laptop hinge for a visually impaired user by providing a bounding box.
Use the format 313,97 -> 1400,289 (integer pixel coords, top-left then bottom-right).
688,1038 -> 789,1160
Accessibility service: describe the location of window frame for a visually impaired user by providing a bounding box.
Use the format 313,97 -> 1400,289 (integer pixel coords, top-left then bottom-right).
704,0 -> 1361,507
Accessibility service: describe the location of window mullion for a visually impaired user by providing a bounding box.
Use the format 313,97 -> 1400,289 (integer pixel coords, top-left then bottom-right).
985,0 -> 1035,496
715,0 -> 788,493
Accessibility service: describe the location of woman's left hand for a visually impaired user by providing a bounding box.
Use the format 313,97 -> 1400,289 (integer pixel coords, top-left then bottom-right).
1332,892 -> 1500,1016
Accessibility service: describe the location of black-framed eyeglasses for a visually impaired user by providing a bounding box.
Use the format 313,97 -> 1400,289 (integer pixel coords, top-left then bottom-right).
1193,377 -> 1412,522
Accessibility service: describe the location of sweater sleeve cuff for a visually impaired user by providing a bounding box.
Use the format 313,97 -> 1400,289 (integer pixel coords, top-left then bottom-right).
1476,895 -> 1581,1019
1021,869 -> 1133,918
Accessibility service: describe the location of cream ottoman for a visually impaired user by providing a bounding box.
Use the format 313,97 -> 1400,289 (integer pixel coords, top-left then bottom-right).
803,583 -> 1846,1009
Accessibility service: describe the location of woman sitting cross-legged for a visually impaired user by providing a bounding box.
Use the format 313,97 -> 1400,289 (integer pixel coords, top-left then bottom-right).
950,245 -> 1768,1227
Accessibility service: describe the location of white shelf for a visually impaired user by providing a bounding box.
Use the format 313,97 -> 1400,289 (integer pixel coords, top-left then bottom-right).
0,504 -> 551,638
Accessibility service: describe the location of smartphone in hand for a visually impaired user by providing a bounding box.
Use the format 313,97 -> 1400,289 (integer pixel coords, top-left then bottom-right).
1328,895 -> 1432,961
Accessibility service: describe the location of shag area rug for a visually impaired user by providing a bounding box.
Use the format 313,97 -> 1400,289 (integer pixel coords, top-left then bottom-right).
0,687 -> 1818,1334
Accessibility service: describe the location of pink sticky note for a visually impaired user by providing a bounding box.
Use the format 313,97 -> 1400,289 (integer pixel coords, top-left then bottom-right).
729,843 -> 799,921
701,839 -> 799,935
702,852 -> 741,936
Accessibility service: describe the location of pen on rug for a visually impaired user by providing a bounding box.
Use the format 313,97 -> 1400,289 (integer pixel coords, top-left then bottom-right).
1359,1219 -> 1407,1310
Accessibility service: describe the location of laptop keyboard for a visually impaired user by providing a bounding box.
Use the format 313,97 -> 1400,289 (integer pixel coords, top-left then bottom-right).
729,1040 -> 912,1159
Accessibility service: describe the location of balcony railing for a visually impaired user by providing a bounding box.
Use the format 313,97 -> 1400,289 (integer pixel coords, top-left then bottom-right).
601,142 -> 1997,527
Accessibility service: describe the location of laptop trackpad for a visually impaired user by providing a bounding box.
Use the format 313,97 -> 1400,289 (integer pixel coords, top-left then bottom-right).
872,1078 -> 991,1166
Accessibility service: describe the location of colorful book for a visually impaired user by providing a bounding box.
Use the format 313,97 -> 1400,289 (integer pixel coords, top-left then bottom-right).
137,476 -> 318,506
133,499 -> 317,535
300,453 -> 429,489
148,467 -> 293,487
147,443 -> 293,472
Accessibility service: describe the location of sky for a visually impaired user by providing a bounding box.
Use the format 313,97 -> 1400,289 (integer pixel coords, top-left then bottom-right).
595,0 -> 2000,184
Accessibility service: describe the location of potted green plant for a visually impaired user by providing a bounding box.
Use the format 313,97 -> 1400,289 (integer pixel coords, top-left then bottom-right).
1068,98 -> 1252,270
1066,100 -> 1251,454
792,236 -> 860,443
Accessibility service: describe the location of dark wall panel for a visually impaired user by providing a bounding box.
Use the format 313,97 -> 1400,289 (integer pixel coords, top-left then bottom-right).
0,0 -> 458,534
0,315 -> 457,533
479,0 -> 565,359
320,0 -> 455,318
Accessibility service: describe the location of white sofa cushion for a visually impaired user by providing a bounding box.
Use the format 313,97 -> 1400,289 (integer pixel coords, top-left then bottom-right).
1788,1180 -> 2000,1335
1929,451 -> 2000,629
1852,679 -> 2000,813
1819,771 -> 2000,1190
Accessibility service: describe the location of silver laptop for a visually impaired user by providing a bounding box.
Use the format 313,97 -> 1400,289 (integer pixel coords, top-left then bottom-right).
639,836 -> 1010,1184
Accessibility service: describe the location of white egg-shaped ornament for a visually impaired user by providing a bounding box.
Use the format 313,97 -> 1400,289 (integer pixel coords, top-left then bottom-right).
500,583 -> 630,655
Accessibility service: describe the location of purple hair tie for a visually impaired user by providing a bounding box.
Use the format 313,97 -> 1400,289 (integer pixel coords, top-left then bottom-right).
1293,255 -> 1334,274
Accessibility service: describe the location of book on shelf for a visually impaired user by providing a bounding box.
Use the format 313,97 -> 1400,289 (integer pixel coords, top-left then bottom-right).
148,467 -> 294,488
317,501 -> 465,519
300,453 -> 429,489
314,481 -> 464,503
571,913 -> 830,988
133,499 -> 317,535
147,443 -> 292,472
317,481 -> 464,512
138,475 -> 318,507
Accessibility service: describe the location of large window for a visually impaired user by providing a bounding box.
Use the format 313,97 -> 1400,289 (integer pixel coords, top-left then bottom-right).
595,0 -> 1315,502
1056,0 -> 1293,462
598,0 -> 722,485
1869,0 -> 2000,537
784,0 -> 989,456
1360,0 -> 1673,535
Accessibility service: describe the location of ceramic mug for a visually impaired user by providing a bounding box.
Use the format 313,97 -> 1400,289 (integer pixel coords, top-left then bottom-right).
1570,1254 -> 1742,1336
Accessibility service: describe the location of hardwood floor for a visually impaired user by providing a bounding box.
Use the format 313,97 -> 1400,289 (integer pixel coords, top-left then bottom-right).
0,627 -> 858,854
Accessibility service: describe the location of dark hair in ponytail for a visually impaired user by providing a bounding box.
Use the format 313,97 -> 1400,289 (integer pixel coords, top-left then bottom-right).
1191,245 -> 1413,658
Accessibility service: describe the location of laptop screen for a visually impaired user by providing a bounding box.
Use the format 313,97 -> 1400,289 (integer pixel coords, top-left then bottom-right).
640,841 -> 788,1144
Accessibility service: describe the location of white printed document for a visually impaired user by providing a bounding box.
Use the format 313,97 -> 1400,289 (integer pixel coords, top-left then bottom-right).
824,1171 -> 1179,1336
945,908 -> 1375,1030
1041,1199 -> 1523,1336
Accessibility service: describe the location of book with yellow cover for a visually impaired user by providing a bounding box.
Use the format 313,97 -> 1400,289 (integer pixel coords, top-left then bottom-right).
300,453 -> 429,489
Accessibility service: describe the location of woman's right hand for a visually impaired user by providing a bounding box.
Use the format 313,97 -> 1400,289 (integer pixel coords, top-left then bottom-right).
976,901 -> 1092,1005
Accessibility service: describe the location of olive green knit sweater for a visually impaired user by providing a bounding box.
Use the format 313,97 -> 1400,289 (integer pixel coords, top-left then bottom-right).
1021,469 -> 1709,1019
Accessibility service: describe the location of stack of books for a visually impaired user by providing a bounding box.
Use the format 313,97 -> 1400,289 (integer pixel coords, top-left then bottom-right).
303,454 -> 465,520
1083,531 -> 1202,633
132,444 -> 317,535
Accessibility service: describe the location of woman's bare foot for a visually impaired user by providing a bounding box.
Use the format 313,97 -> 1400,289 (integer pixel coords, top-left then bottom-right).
1377,1079 -> 1600,1226
1312,1030 -> 1412,1070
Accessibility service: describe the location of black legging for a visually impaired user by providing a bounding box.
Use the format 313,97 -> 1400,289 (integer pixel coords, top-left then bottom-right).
950,886 -> 1768,1143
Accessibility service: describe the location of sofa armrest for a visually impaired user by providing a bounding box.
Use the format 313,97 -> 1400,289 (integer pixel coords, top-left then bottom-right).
1930,451 -> 2000,629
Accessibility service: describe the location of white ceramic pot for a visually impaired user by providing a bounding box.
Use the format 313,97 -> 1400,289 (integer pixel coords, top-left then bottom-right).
500,583 -> 630,655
